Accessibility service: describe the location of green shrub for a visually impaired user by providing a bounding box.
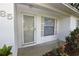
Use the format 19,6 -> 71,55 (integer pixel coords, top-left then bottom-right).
0,44 -> 12,56
65,27 -> 79,51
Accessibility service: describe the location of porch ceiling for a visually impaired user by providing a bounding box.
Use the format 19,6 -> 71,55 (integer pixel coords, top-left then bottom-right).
18,3 -> 79,18
19,3 -> 70,18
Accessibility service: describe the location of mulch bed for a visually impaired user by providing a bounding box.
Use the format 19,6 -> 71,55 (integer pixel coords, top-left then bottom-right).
67,48 -> 79,56
43,48 -> 79,56
43,44 -> 79,56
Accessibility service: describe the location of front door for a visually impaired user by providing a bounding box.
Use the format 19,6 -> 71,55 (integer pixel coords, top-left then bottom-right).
22,14 -> 35,45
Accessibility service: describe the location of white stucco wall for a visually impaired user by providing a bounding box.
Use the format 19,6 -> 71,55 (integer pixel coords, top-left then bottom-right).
0,3 -> 17,55
57,16 -> 79,42
70,16 -> 77,31
57,17 -> 71,41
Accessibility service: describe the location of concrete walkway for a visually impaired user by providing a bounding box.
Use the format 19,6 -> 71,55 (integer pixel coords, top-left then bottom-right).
18,41 -> 59,56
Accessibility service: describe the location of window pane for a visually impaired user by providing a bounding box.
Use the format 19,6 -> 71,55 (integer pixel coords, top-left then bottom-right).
44,26 -> 54,36
41,17 -> 55,36
44,17 -> 55,26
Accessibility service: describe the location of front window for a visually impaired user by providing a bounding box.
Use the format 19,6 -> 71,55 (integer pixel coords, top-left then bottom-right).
41,16 -> 55,36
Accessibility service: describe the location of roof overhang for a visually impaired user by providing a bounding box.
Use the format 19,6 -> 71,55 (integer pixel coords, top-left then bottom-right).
34,3 -> 79,17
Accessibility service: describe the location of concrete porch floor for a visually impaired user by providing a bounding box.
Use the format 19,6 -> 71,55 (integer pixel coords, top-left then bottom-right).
17,40 -> 63,56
